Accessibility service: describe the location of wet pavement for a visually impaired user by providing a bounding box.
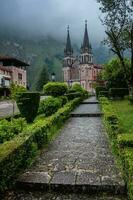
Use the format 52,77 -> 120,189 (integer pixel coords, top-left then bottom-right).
3,190 -> 127,200
17,97 -> 126,198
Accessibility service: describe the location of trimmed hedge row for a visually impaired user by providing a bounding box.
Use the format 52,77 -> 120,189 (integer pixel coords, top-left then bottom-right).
0,97 -> 81,192
109,88 -> 129,99
97,87 -> 129,99
99,97 -> 120,138
100,97 -> 133,200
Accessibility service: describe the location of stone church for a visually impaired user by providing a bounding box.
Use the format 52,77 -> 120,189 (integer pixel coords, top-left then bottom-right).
63,21 -> 102,93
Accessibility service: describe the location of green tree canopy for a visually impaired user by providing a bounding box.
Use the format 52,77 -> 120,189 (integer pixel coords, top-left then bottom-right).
97,0 -> 133,94
102,57 -> 130,89
36,65 -> 49,91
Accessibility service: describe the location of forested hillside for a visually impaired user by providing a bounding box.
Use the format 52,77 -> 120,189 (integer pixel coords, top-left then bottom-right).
0,32 -> 111,90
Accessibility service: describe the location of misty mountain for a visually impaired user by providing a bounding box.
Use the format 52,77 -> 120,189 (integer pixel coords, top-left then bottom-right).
0,33 -> 111,90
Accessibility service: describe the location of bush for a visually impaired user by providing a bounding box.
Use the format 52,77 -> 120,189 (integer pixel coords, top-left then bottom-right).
10,83 -> 27,100
109,88 -> 129,99
71,83 -> 84,92
128,96 -> 133,104
59,96 -> 68,106
0,118 -> 27,144
66,92 -> 82,100
100,97 -> 120,137
16,92 -> 40,123
118,134 -> 133,148
38,97 -> 62,116
0,97 -> 82,192
66,83 -> 89,100
95,86 -> 107,98
43,82 -> 68,97
99,91 -> 109,98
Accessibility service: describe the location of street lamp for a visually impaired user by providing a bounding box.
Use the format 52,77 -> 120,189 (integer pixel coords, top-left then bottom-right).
51,72 -> 56,82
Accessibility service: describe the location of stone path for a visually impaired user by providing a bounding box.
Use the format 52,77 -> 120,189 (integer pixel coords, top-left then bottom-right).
15,97 -> 126,199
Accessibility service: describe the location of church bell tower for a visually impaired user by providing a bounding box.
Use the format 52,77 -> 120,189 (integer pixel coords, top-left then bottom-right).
80,20 -> 93,64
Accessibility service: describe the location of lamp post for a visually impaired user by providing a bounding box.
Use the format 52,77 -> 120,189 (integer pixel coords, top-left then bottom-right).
51,72 -> 56,82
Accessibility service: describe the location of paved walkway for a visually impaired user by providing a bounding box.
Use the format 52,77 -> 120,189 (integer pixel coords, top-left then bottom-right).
16,97 -> 126,199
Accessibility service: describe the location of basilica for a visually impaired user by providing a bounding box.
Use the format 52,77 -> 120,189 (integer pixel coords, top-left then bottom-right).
63,21 -> 102,93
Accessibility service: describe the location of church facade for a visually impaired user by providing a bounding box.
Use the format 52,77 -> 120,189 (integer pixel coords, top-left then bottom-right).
63,21 -> 102,93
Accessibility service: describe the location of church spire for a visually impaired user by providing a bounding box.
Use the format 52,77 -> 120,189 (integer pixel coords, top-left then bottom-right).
81,20 -> 91,53
64,26 -> 73,57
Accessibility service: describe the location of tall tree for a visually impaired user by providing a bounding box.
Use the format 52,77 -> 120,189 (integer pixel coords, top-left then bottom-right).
97,0 -> 133,94
36,65 -> 49,91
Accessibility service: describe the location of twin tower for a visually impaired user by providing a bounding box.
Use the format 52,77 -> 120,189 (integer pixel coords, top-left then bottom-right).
63,20 -> 99,92
63,20 -> 93,68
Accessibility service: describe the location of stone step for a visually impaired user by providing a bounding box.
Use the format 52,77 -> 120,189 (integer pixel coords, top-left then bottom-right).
16,171 -> 126,195
81,101 -> 99,104
71,113 -> 103,117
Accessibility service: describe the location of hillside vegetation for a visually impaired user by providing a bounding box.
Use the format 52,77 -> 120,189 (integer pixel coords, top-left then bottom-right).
0,32 -> 111,90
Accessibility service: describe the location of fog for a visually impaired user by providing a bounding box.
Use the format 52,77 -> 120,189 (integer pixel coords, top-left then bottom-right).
0,0 -> 105,44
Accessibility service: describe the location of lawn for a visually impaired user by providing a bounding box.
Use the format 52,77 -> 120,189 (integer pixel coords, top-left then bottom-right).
112,100 -> 133,134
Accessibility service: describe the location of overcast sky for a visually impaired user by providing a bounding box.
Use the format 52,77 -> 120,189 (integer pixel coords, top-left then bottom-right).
0,0 -> 105,45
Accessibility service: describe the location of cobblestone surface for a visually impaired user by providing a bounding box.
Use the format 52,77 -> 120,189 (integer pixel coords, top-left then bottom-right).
2,190 -> 127,200
15,97 -> 126,199
71,104 -> 101,114
18,117 -> 124,189
83,96 -> 98,103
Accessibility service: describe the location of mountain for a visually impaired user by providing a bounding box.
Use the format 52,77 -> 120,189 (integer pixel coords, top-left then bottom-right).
0,32 -> 111,90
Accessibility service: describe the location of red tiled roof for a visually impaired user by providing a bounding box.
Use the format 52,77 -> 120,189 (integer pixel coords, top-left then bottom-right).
0,55 -> 30,66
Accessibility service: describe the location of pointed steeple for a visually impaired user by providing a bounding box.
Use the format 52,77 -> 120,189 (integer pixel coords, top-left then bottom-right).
81,20 -> 91,53
64,26 -> 73,57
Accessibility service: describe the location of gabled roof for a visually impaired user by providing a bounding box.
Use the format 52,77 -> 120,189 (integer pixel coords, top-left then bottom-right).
0,56 -> 30,67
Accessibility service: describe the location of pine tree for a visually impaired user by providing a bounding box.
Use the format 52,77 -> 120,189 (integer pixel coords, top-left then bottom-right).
36,65 -> 49,91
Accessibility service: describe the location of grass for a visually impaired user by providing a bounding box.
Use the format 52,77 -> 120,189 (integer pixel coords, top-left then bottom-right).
112,99 -> 133,134
110,99 -> 133,200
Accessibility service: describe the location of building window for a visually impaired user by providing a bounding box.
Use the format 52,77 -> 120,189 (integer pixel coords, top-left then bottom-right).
18,73 -> 22,81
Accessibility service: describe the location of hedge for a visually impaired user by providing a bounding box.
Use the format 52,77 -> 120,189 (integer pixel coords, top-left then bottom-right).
100,97 -> 133,200
43,82 -> 68,97
109,88 -> 129,99
118,134 -> 133,148
0,97 -> 82,192
16,92 -> 40,123
95,86 -> 107,98
38,96 -> 62,116
99,91 -> 109,98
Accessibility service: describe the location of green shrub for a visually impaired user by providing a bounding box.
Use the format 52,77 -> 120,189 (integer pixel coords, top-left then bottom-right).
109,88 -> 129,99
95,86 -> 107,98
59,96 -> 68,106
0,118 -> 27,143
43,82 -> 68,97
10,83 -> 27,101
71,83 -> 84,92
0,97 -> 81,192
118,134 -> 133,148
100,97 -> 120,137
99,91 -> 109,98
66,92 -> 82,100
16,92 -> 40,123
128,96 -> 133,104
38,96 -> 62,116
